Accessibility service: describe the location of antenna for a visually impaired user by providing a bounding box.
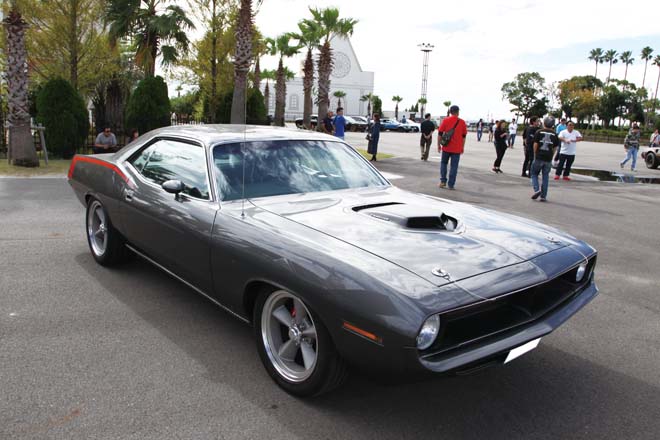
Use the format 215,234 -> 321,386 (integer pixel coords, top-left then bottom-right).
240,79 -> 248,218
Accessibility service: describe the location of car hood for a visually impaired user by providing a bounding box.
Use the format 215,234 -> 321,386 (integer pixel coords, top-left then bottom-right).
250,187 -> 575,286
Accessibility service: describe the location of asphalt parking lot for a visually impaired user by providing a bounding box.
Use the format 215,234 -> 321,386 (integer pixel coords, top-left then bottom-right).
1,154 -> 659,439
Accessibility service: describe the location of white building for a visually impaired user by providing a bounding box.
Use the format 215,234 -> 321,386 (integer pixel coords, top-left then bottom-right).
265,38 -> 374,120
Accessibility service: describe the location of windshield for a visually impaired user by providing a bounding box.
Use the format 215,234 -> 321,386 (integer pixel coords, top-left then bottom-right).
212,140 -> 389,201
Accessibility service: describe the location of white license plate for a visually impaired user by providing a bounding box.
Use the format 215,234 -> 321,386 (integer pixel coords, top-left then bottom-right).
504,338 -> 541,364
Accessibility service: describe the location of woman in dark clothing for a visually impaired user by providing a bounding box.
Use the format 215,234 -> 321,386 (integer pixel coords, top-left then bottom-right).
493,120 -> 508,173
367,113 -> 382,161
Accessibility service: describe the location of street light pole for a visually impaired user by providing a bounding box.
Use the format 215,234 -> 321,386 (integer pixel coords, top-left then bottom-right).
418,43 -> 434,117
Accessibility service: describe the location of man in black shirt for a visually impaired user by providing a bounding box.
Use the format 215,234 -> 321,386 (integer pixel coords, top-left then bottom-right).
419,113 -> 435,161
530,117 -> 560,202
521,116 -> 540,177
322,111 -> 335,135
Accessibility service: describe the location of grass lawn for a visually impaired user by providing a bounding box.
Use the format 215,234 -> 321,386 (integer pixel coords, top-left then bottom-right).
0,159 -> 71,177
356,149 -> 394,160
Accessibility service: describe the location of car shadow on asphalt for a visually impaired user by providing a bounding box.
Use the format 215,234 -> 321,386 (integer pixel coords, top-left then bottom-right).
75,253 -> 658,439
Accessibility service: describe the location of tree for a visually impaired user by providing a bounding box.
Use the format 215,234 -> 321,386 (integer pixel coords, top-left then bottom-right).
106,0 -> 195,77
558,75 -> 602,120
597,84 -> 625,128
619,51 -> 634,83
3,4 -> 38,167
230,0 -> 258,124
36,78 -> 89,158
304,7 -> 357,132
588,48 -> 604,79
125,76 -> 171,135
372,95 -> 382,116
501,72 -> 548,123
603,49 -> 618,84
360,93 -> 373,117
640,47 -> 654,90
653,55 -> 660,117
391,95 -> 402,120
293,19 -> 321,129
266,34 -> 300,127
259,68 -> 275,117
171,91 -> 199,122
443,100 -> 452,116
333,90 -> 346,109
418,98 -> 428,116
216,87 -> 267,124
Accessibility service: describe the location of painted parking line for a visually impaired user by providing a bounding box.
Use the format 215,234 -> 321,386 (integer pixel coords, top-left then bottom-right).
380,171 -> 405,180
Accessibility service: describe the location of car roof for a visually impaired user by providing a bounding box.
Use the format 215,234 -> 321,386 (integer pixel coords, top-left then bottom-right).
142,124 -> 339,146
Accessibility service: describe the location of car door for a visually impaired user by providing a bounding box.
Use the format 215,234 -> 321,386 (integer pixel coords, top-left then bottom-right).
120,137 -> 217,293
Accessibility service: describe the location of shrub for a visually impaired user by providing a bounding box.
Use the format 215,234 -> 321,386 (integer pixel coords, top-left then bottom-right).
36,78 -> 89,159
215,88 -> 268,125
125,76 -> 171,135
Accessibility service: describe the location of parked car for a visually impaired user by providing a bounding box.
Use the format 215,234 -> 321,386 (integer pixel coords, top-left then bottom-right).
641,144 -> 660,169
344,115 -> 367,132
295,115 -> 318,129
380,118 -> 409,132
68,125 -> 598,397
402,121 -> 421,132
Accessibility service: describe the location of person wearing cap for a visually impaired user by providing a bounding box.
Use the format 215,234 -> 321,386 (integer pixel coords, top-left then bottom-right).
620,123 -> 642,171
530,117 -> 560,202
555,121 -> 583,181
437,105 -> 468,189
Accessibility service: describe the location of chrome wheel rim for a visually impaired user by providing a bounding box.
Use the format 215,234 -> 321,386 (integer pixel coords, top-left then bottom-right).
261,290 -> 318,383
87,201 -> 108,257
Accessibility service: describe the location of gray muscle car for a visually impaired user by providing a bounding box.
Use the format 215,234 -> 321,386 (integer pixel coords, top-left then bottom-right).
68,125 -> 598,396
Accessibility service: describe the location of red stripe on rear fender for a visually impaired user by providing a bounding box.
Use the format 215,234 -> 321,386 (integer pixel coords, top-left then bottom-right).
68,155 -> 133,187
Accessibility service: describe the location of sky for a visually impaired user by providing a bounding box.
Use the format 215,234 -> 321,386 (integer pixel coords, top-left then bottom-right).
252,0 -> 660,121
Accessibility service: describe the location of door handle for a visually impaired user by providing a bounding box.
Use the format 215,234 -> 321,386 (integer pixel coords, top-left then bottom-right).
125,189 -> 134,202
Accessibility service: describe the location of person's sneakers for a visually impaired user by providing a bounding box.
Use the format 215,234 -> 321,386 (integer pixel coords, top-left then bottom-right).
554,175 -> 560,180
620,163 -> 624,169
531,190 -> 542,200
562,176 -> 571,181
539,197 -> 547,202
447,186 -> 455,190
438,182 -> 446,188
631,168 -> 636,172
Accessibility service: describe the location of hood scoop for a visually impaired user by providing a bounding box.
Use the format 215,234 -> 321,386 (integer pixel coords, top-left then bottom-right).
354,202 -> 458,231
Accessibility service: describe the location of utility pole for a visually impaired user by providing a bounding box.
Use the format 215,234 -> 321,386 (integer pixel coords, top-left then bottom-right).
418,43 -> 434,116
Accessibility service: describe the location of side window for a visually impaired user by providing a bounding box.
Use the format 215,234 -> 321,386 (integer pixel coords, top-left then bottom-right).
129,143 -> 158,172
136,139 -> 210,199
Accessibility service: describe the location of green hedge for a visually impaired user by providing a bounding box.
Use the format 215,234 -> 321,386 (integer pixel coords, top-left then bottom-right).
125,76 -> 171,135
216,88 -> 268,125
36,78 -> 89,159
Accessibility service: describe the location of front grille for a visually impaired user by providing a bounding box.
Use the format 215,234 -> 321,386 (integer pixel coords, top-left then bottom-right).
421,256 -> 596,356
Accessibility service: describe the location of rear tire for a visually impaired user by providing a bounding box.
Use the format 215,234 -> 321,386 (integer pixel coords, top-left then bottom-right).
645,152 -> 659,169
254,287 -> 347,397
86,197 -> 128,266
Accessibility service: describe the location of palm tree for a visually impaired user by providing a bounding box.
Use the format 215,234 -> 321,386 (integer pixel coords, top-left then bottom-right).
231,0 -> 258,124
392,96 -> 403,120
603,49 -> 618,84
293,20 -> 322,129
266,34 -> 301,127
333,90 -> 346,109
261,69 -> 276,118
619,51 -> 634,82
360,93 -> 373,117
443,100 -> 452,116
106,0 -> 195,77
588,48 -> 604,78
304,7 -> 358,131
653,55 -> 660,116
418,98 -> 428,117
641,46 -> 654,89
3,3 -> 38,167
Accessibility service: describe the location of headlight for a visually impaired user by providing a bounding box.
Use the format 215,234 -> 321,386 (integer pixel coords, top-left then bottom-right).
416,314 -> 441,350
576,262 -> 588,282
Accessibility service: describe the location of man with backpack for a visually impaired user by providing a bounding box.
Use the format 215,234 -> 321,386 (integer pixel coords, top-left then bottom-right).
521,116 -> 540,177
437,105 -> 468,190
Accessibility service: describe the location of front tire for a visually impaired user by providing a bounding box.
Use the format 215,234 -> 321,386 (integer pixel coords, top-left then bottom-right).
86,197 -> 128,266
645,152 -> 659,169
254,288 -> 347,397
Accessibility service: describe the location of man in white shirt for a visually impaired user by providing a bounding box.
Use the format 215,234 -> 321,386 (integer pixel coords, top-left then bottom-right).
508,118 -> 518,148
554,121 -> 583,181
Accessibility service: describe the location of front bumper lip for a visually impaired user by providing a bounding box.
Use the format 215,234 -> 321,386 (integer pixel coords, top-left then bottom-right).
418,281 -> 599,373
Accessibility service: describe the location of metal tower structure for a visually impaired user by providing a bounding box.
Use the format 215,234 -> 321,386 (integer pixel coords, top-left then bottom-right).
418,43 -> 434,116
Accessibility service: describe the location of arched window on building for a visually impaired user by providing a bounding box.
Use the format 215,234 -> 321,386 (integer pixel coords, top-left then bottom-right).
290,94 -> 299,110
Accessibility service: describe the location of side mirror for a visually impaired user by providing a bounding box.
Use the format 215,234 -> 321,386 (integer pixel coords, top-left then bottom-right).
162,179 -> 185,195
